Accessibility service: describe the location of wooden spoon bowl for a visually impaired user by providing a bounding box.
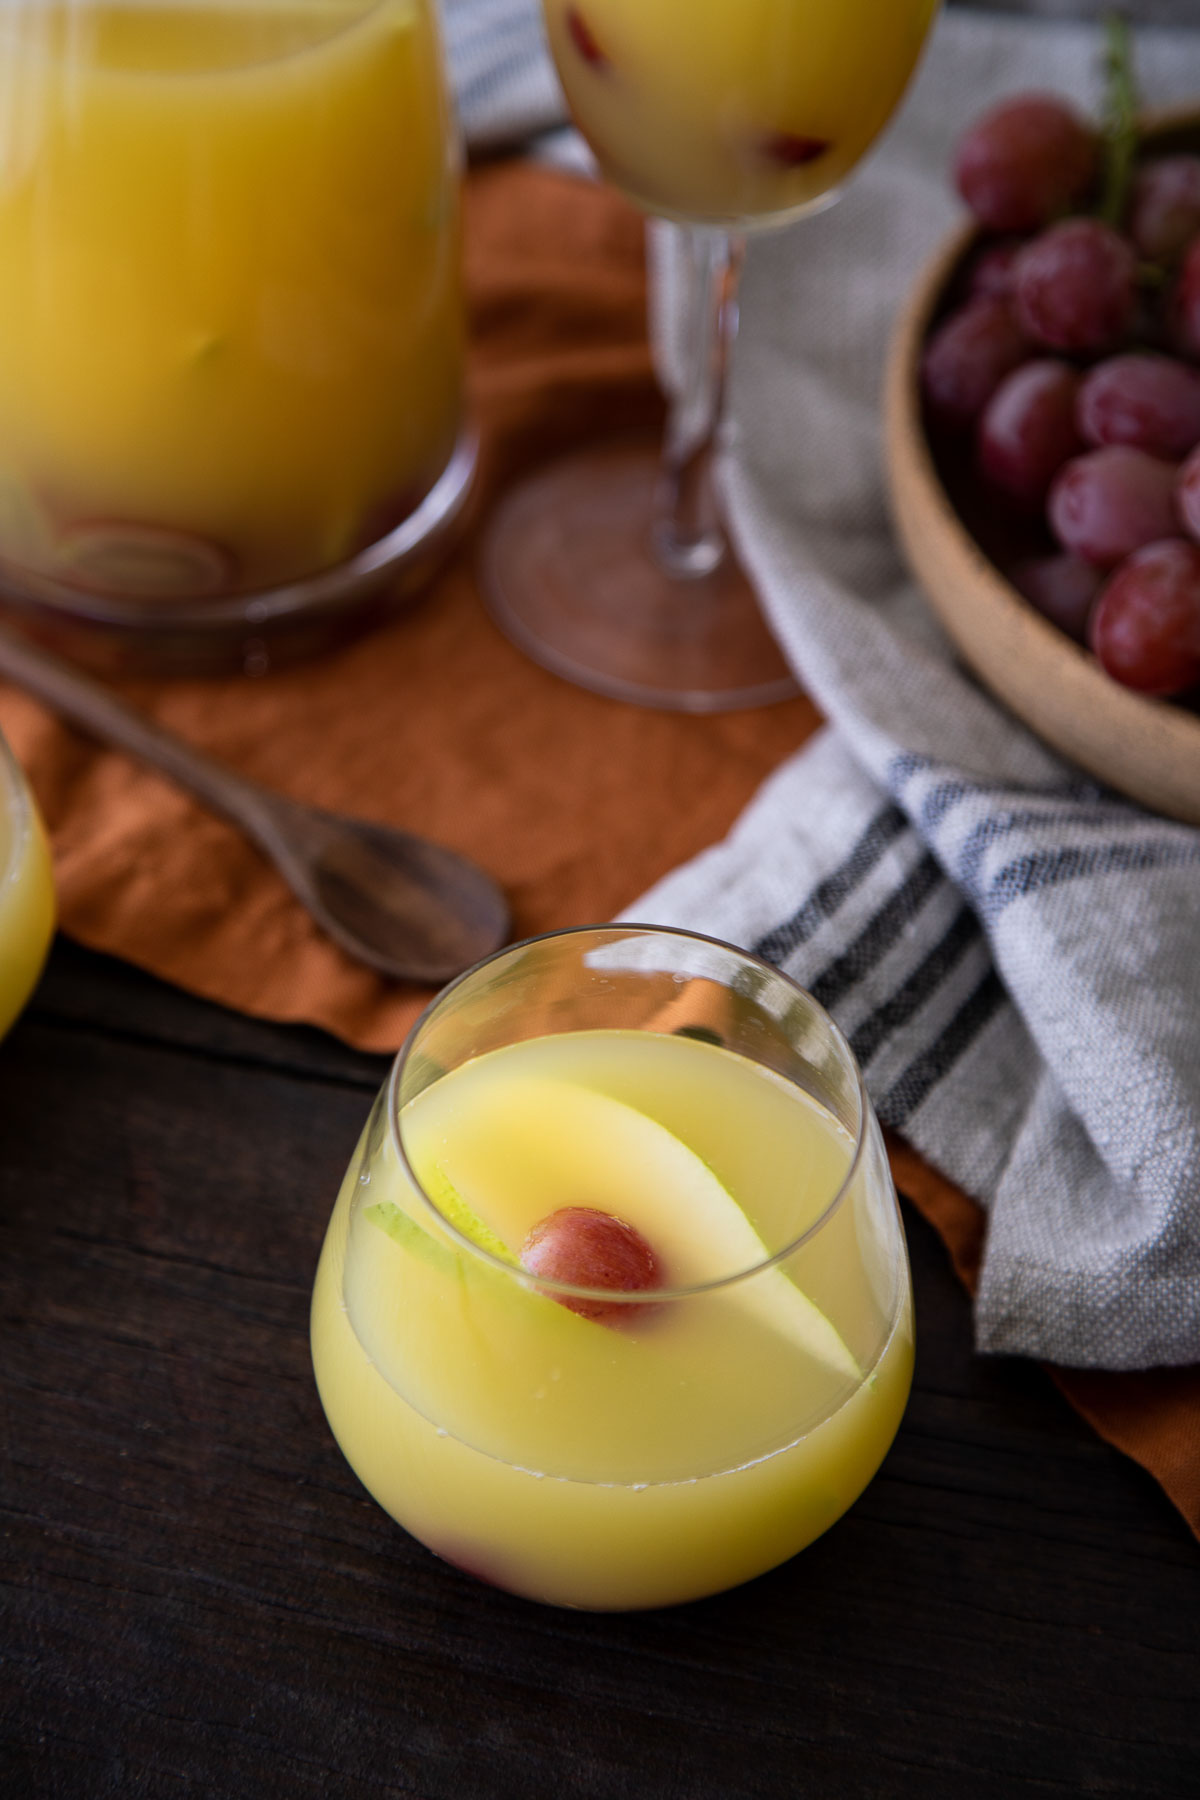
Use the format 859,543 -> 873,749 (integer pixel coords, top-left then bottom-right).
883,105 -> 1200,827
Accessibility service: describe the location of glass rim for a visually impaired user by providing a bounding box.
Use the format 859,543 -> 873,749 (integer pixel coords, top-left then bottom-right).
385,921 -> 873,1305
0,0 -> 403,80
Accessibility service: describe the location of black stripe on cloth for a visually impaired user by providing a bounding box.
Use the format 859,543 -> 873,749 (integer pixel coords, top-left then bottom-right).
876,966 -> 1008,1129
955,805 -> 1167,897
807,853 -> 947,1012
916,777 -> 1110,833
985,837 -> 1200,917
848,903 -> 984,1070
889,754 -> 1107,828
753,804 -> 910,965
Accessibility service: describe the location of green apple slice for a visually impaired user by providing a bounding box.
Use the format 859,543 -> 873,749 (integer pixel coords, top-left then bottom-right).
420,1077 -> 862,1383
365,1158 -> 520,1274
419,1160 -> 520,1267
365,1198 -> 457,1275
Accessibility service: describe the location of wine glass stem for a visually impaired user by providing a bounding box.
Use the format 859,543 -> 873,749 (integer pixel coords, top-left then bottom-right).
652,226 -> 747,580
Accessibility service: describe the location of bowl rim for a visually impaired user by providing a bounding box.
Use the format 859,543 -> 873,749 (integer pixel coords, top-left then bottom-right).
882,102 -> 1200,827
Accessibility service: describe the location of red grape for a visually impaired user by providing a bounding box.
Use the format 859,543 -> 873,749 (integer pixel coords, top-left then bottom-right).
920,297 -> 1030,430
1014,218 -> 1138,354
759,132 -> 833,168
1178,442 -> 1200,542
1076,353 -> 1200,460
963,239 -> 1025,302
1089,538 -> 1200,694
1049,446 -> 1179,566
1009,552 -> 1104,641
1128,155 -> 1200,264
978,359 -> 1083,508
565,7 -> 610,69
1170,237 -> 1200,360
520,1207 -> 661,1324
954,95 -> 1099,233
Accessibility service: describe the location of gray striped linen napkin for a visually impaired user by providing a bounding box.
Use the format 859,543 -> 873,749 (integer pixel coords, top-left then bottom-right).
444,4 -> 1200,1372
442,0 -> 564,148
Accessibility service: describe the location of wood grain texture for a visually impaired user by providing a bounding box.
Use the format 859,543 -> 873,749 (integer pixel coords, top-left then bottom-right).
4,8 -> 1199,1793
2,941 -> 1196,1800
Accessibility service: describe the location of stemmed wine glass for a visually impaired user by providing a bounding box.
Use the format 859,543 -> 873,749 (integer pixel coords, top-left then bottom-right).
482,0 -> 940,710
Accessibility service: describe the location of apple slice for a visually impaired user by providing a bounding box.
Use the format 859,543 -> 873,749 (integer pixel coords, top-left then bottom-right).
366,1151 -> 519,1273
421,1159 -> 519,1267
365,1197 -> 458,1275
425,1079 -> 862,1383
372,1173 -> 662,1329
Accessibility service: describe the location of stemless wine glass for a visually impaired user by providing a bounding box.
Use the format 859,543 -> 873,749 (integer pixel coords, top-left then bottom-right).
0,726 -> 55,1040
311,924 -> 914,1611
482,0 -> 939,710
0,0 -> 474,673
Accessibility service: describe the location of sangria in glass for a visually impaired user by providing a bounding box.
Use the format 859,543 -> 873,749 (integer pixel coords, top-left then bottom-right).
483,0 -> 939,709
0,0 -> 474,670
311,925 -> 914,1611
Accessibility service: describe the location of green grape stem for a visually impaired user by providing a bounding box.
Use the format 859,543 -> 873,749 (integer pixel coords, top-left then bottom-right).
1099,11 -> 1140,229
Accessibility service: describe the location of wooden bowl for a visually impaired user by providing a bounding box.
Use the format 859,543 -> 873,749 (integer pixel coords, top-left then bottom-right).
883,108 -> 1200,828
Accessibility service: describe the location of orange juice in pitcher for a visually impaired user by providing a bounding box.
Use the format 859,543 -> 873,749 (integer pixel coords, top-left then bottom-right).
0,1 -> 469,629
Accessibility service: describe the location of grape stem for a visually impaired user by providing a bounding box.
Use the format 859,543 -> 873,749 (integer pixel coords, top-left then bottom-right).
1098,11 -> 1139,229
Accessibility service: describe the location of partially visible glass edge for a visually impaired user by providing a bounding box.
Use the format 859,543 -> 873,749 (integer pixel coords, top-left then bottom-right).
385,922 -> 884,1305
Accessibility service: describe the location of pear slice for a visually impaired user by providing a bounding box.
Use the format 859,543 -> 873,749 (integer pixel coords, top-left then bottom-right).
365,1156 -> 521,1274
419,1160 -> 519,1267
365,1199 -> 457,1275
420,1076 -> 862,1383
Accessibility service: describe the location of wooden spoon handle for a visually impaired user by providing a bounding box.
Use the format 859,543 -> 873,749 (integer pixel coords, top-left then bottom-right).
0,624 -> 287,844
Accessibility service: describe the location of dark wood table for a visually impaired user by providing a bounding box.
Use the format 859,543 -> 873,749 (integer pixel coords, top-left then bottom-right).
5,0 -> 1200,1790
3,936 -> 1197,1798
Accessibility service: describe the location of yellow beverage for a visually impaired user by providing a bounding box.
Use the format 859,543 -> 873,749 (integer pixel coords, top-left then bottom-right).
0,732 -> 56,1040
542,0 -> 938,224
312,999 -> 913,1610
0,1 -> 465,599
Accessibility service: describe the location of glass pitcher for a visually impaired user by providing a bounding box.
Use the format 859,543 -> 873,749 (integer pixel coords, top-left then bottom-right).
0,0 -> 475,670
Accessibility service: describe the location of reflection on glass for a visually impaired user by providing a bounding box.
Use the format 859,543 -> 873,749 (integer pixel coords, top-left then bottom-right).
311,925 -> 914,1611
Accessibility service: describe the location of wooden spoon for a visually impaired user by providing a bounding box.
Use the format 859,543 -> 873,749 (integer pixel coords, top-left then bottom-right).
0,625 -> 509,984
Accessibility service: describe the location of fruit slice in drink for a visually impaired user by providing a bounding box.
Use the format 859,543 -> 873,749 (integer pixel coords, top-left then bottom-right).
542,0 -> 938,224
312,1020 -> 911,1612
402,1074 -> 862,1383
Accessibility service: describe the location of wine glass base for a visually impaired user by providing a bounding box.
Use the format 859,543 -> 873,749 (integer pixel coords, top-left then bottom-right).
481,442 -> 798,712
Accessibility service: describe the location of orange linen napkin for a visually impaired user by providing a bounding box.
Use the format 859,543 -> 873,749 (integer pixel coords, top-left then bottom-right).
0,163 -> 819,1051
0,160 -> 1195,1542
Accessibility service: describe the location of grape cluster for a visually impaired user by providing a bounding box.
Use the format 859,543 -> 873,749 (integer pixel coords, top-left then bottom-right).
921,92 -> 1200,699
